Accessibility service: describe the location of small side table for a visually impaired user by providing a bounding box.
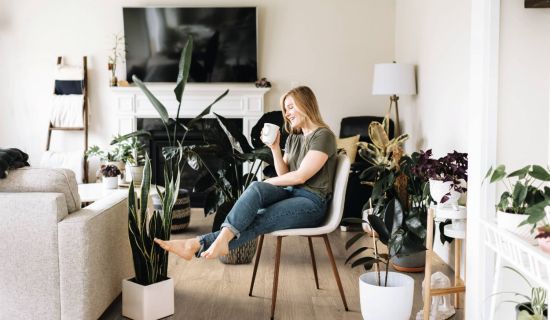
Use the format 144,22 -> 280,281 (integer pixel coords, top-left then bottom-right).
423,207 -> 466,320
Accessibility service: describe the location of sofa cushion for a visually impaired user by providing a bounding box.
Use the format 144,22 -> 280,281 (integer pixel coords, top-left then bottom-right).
0,167 -> 81,213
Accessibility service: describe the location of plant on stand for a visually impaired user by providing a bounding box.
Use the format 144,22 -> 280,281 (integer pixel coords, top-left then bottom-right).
119,37 -> 228,320
111,136 -> 148,186
484,164 -> 550,244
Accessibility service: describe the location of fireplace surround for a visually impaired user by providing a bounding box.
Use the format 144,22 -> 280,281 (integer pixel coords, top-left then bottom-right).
113,83 -> 269,206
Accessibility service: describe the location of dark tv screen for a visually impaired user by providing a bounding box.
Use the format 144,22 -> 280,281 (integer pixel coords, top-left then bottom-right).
123,7 -> 257,83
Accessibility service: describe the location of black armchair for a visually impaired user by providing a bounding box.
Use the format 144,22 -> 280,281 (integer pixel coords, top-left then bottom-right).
339,116 -> 394,221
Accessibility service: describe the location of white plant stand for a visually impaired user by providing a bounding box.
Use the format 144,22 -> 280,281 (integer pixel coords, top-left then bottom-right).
483,220 -> 550,320
423,207 -> 466,320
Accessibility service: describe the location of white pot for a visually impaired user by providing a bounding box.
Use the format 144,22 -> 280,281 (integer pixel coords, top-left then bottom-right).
429,180 -> 461,205
102,176 -> 119,189
122,277 -> 174,320
128,165 -> 144,186
359,271 -> 414,320
496,210 -> 538,245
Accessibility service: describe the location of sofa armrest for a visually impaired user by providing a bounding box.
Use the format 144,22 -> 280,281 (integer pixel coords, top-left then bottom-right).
0,193 -> 68,319
58,190 -> 134,320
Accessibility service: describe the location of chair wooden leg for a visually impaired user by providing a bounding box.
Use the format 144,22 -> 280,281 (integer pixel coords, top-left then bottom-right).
323,234 -> 349,311
249,235 -> 265,296
271,236 -> 283,320
307,236 -> 320,289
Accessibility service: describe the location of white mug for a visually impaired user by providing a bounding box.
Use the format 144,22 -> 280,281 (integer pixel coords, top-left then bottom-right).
261,123 -> 280,145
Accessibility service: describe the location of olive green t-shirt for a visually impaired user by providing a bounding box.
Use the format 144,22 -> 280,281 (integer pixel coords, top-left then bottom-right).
284,127 -> 337,198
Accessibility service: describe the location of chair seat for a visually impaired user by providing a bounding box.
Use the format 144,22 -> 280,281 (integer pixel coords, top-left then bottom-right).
270,224 -> 334,237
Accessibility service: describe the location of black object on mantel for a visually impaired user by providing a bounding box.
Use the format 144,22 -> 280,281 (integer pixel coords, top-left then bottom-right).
0,148 -> 30,178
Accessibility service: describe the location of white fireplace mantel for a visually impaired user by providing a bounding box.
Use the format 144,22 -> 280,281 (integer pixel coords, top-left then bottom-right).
113,83 -> 270,139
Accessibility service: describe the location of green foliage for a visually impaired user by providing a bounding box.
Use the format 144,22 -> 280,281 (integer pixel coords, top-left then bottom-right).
484,165 -> 550,228
86,135 -> 132,162
356,116 -> 409,168
491,266 -> 547,320
125,37 -> 228,285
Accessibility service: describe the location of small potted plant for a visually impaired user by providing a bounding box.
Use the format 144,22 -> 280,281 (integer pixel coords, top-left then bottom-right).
484,165 -> 550,244
108,33 -> 125,87
100,164 -> 121,189
111,136 -> 148,186
413,149 -> 468,208
492,266 -> 547,320
345,199 -> 416,320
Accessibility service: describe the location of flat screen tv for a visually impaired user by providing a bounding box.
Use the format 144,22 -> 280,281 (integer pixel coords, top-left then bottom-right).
123,7 -> 257,83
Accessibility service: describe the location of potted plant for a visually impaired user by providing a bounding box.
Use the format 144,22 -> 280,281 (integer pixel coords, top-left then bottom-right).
413,149 -> 468,208
108,33 -> 125,87
345,199 -> 416,320
119,37 -> 228,319
100,164 -> 120,189
484,164 -> 550,244
492,266 -> 547,320
356,117 -> 430,272
86,136 -> 132,182
192,113 -> 273,264
111,136 -> 148,186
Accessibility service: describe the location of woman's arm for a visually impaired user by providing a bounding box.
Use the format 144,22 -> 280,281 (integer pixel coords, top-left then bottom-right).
264,150 -> 328,186
266,131 -> 289,176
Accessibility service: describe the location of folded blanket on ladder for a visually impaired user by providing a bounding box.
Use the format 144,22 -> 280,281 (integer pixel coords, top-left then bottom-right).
50,94 -> 84,127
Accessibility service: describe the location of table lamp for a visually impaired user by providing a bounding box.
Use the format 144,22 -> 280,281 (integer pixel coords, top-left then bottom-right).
372,62 -> 417,135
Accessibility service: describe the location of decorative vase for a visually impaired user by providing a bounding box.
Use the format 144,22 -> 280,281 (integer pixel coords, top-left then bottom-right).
102,176 -> 118,189
359,271 -> 414,320
152,189 -> 191,233
128,165 -> 144,187
429,180 -> 461,207
110,75 -> 118,87
496,210 -> 538,245
122,277 -> 174,320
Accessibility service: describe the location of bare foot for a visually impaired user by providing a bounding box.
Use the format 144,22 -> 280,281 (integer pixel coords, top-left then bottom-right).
201,238 -> 230,259
201,227 -> 235,259
154,238 -> 200,261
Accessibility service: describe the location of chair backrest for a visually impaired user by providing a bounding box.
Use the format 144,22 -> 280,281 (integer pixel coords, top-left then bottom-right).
322,154 -> 351,231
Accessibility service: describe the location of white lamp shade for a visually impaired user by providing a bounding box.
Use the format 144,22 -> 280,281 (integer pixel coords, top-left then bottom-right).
372,63 -> 416,96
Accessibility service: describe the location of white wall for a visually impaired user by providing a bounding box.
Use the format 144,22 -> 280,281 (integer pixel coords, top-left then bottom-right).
498,1 -> 550,168
0,0 -> 395,167
494,2 -> 550,318
394,0 -> 470,264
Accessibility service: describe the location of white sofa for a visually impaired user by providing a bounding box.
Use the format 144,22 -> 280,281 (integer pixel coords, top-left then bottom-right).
0,167 -> 134,320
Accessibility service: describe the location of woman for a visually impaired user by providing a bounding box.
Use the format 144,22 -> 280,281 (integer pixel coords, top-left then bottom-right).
154,86 -> 337,260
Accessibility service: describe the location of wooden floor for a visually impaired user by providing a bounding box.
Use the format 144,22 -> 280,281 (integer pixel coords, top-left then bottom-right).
100,209 -> 464,320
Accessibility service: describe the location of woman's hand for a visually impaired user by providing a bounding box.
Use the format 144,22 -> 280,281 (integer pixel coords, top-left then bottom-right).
262,130 -> 280,150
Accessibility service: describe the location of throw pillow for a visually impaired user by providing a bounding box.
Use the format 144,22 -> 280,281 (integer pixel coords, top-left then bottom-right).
336,135 -> 360,163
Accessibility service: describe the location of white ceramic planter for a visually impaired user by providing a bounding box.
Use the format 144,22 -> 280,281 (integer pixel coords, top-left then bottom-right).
496,210 -> 537,245
359,271 -> 414,320
128,165 -> 144,186
102,176 -> 119,189
122,277 -> 174,320
429,180 -> 460,206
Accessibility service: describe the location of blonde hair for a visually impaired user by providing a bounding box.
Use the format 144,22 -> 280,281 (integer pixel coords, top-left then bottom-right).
279,86 -> 330,134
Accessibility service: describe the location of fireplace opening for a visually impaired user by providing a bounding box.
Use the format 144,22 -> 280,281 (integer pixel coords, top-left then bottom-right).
137,117 -> 243,208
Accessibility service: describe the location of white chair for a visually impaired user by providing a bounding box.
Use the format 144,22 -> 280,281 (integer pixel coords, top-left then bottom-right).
248,154 -> 351,319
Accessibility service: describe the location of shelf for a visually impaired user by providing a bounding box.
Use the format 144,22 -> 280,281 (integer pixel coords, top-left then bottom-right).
482,220 -> 550,289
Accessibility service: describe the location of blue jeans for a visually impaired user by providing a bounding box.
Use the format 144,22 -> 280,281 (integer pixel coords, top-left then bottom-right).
196,181 -> 327,256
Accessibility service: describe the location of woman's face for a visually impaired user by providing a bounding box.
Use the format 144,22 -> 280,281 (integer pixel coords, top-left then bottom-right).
284,96 -> 306,129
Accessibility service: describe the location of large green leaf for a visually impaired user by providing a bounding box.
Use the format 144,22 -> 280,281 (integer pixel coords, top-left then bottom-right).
388,229 -> 404,256
214,112 -> 253,154
405,215 -> 426,240
186,89 -> 229,130
174,37 -> 193,103
383,198 -> 404,236
351,256 -> 377,269
507,165 -> 531,179
530,165 -> 550,181
368,215 -> 390,244
512,182 -> 528,209
132,75 -> 171,125
490,165 -> 506,183
110,130 -> 151,145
